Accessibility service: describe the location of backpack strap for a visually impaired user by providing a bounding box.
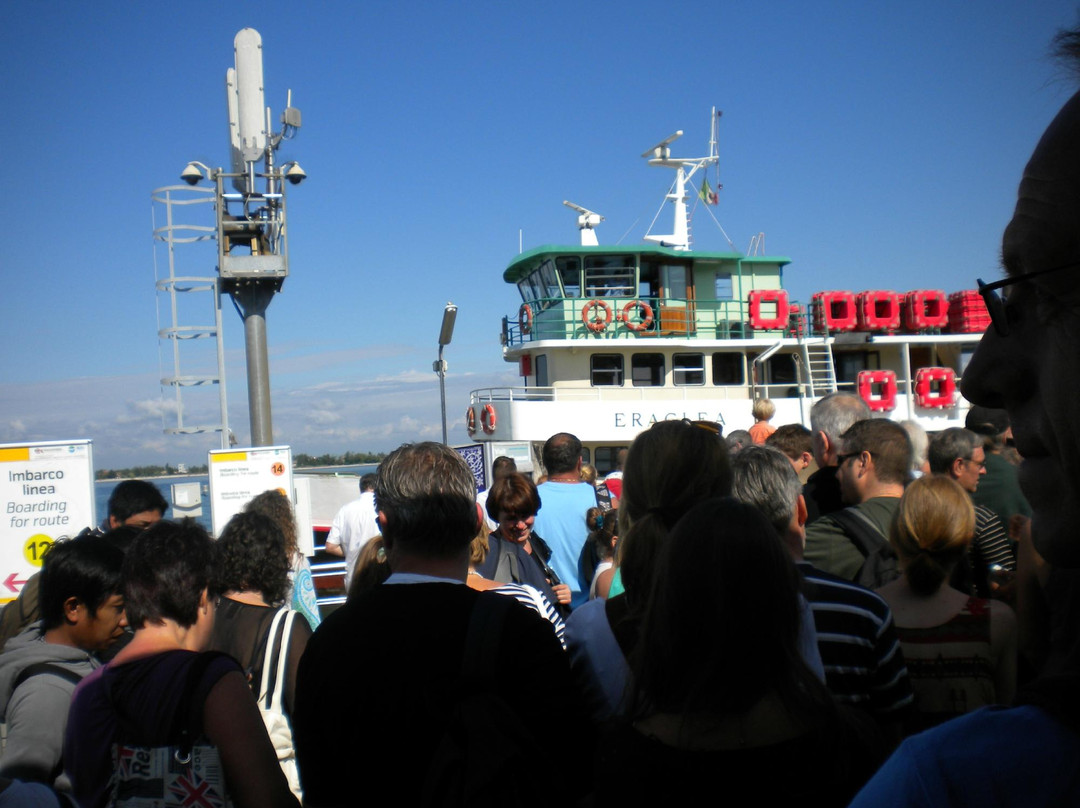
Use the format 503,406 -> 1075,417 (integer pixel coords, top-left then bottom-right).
12,661 -> 84,692
258,608 -> 295,712
829,506 -> 887,558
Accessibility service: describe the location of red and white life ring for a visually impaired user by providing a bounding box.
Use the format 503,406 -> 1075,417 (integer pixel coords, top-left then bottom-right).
519,303 -> 533,335
466,407 -> 476,437
748,289 -> 790,330
914,367 -> 956,409
621,300 -> 654,331
481,404 -> 497,435
582,299 -> 613,333
857,370 -> 897,412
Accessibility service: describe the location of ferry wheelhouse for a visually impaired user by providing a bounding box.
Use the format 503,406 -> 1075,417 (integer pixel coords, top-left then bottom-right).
467,116 -> 985,474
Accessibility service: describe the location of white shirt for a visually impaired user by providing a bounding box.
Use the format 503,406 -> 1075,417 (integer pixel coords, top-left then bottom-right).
326,491 -> 380,591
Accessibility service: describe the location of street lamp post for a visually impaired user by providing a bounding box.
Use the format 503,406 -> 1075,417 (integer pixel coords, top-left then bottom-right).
435,302 -> 458,445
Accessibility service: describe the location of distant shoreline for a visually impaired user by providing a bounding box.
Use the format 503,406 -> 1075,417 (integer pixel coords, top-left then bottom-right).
94,463 -> 373,483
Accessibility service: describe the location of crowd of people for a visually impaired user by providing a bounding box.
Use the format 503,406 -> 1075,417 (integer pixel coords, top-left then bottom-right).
5,21 -> 1080,808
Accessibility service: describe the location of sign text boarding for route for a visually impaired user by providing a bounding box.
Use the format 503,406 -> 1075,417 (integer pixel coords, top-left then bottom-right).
0,440 -> 95,602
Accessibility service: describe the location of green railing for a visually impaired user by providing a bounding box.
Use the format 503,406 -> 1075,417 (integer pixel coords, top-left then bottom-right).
506,296 -> 789,345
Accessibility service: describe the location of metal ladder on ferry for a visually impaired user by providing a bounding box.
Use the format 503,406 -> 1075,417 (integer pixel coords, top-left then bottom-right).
800,340 -> 838,397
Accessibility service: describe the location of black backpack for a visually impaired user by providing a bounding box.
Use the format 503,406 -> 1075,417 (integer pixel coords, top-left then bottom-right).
829,507 -> 900,589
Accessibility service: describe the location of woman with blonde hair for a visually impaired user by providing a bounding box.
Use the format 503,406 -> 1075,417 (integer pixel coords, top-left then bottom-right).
876,475 -> 1017,731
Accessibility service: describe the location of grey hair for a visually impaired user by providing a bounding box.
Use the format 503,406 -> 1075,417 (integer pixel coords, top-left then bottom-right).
928,428 -> 982,475
810,392 -> 870,448
730,445 -> 802,535
899,420 -> 929,472
375,442 -> 477,558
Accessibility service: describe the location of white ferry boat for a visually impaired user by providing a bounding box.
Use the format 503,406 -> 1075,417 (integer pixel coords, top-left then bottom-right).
466,113 -> 985,475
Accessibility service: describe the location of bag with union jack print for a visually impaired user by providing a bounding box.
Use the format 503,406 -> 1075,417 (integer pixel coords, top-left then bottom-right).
107,652 -> 236,808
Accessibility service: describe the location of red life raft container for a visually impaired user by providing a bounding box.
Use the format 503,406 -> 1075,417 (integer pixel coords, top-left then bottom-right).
903,290 -> 949,332
914,367 -> 956,409
748,289 -> 790,330
857,370 -> 897,412
947,290 -> 991,333
857,290 -> 902,332
811,291 -> 858,333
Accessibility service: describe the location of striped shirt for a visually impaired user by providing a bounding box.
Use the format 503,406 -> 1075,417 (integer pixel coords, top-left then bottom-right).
797,562 -> 914,717
493,582 -> 567,649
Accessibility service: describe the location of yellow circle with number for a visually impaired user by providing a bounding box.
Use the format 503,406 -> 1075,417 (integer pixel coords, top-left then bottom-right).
23,535 -> 54,567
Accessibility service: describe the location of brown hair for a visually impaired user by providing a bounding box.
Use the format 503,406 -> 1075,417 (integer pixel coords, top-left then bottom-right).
890,476 -> 974,596
485,472 -> 541,522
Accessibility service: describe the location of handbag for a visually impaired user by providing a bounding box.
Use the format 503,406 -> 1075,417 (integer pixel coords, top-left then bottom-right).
108,652 -> 235,808
259,608 -> 303,800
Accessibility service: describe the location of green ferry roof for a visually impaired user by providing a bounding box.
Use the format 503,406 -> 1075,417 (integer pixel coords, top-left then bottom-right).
503,244 -> 792,283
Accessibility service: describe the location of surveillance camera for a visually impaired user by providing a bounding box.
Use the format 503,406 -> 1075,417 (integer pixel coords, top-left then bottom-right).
180,163 -> 203,185
285,163 -> 307,185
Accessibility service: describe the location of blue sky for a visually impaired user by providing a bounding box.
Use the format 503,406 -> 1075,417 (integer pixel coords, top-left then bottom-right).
1,1 -> 1076,467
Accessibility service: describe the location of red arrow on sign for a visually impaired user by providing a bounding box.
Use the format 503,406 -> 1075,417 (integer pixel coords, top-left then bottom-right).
4,573 -> 27,593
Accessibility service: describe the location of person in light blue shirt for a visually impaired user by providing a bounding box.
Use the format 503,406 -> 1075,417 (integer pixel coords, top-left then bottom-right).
532,433 -> 597,609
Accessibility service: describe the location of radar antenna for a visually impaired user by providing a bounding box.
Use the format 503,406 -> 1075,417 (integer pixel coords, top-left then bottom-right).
642,111 -> 720,251
563,201 -> 605,246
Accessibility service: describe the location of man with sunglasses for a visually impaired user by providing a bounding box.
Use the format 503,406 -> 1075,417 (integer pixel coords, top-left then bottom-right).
803,418 -> 910,587
851,27 -> 1080,806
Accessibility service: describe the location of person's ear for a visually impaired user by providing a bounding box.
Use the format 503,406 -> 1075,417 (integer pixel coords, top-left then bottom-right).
475,502 -> 484,531
796,494 -> 808,528
63,596 -> 83,624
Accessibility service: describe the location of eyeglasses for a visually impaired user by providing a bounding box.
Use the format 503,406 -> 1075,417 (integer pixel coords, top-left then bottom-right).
977,261 -> 1080,337
963,457 -> 987,469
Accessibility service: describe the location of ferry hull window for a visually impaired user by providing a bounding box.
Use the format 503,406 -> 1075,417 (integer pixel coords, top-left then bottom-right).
631,353 -> 665,387
591,354 -> 624,386
715,272 -> 733,299
712,353 -> 744,385
673,353 -> 705,386
835,351 -> 881,384
535,354 -> 548,387
594,446 -> 629,476
584,256 -> 635,298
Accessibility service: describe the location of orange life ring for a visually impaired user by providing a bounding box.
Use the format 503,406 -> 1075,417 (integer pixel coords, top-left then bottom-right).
621,300 -> 654,331
748,289 -> 790,330
582,299 -> 613,333
466,407 -> 476,437
857,370 -> 897,412
481,404 -> 497,434
914,367 -> 956,409
519,303 -> 533,335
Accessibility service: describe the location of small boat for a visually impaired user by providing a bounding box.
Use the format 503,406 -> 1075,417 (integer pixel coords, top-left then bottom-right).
466,111 -> 985,475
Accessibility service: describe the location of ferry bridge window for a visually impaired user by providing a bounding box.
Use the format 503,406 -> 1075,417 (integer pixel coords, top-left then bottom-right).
584,256 -> 635,297
714,272 -> 734,299
537,260 -> 561,303
639,262 -> 661,298
556,257 -> 581,298
631,353 -> 665,387
535,354 -> 548,387
591,354 -> 624,386
673,353 -> 705,386
517,278 -> 537,303
712,353 -> 744,385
